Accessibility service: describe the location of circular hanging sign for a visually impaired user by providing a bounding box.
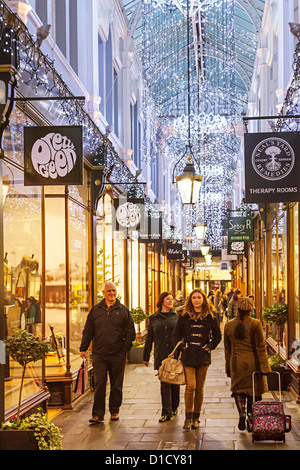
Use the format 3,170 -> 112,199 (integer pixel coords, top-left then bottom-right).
251,137 -> 295,181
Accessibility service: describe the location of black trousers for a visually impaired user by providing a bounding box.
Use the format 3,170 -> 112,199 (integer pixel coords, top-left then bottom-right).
92,353 -> 126,418
160,381 -> 180,416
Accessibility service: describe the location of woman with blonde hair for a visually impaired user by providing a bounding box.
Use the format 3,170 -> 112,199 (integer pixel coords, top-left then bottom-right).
174,289 -> 222,430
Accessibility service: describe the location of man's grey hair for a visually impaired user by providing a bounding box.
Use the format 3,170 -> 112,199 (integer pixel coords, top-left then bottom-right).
103,281 -> 117,291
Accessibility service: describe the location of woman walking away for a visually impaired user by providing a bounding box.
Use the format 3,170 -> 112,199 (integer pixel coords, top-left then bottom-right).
174,289 -> 222,430
224,297 -> 271,431
143,292 -> 180,423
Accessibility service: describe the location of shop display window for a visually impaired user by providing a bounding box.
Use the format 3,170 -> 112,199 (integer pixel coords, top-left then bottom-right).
3,161 -> 43,411
270,208 -> 287,353
69,199 -> 89,364
96,194 -> 125,302
292,204 -> 300,365
44,179 -> 90,373
139,243 -> 146,311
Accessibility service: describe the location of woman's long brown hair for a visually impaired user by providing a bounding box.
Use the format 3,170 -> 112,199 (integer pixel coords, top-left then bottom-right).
181,288 -> 215,320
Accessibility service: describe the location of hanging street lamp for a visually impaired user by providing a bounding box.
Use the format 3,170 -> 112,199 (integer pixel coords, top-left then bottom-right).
175,151 -> 202,205
200,243 -> 210,256
194,219 -> 207,240
172,0 -> 202,205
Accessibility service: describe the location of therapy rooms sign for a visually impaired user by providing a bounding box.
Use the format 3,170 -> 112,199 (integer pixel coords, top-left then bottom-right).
244,132 -> 300,203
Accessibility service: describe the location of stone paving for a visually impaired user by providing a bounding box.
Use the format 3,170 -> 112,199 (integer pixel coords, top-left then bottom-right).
53,327 -> 300,451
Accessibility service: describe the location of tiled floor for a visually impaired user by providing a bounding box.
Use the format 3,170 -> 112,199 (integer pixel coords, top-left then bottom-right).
53,327 -> 300,451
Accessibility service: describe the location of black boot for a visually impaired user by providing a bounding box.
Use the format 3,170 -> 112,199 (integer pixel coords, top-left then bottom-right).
234,394 -> 246,430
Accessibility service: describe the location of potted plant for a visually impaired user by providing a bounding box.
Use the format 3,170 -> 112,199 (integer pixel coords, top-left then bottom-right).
262,304 -> 290,390
128,307 -> 147,364
0,329 -> 63,450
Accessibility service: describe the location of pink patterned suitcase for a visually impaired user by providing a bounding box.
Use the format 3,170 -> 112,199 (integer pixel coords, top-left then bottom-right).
250,372 -> 291,443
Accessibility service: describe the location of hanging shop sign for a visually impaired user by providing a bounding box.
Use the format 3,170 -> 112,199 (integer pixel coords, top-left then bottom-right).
166,242 -> 183,260
139,214 -> 162,243
227,216 -> 253,242
24,126 -> 83,186
181,251 -> 193,268
244,132 -> 300,203
227,241 -> 245,256
113,197 -> 145,232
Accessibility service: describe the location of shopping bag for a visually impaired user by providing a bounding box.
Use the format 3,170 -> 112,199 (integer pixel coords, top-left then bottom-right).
75,358 -> 88,394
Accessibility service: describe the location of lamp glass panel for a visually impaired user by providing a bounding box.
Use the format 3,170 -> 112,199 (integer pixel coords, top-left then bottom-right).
195,224 -> 207,240
191,179 -> 201,204
200,244 -> 210,256
177,177 -> 192,204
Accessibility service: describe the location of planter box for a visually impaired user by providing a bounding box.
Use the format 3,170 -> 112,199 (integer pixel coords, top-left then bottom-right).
127,346 -> 144,364
0,429 -> 39,450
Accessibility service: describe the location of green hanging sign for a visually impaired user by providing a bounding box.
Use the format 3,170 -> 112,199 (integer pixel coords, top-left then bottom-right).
227,216 -> 253,243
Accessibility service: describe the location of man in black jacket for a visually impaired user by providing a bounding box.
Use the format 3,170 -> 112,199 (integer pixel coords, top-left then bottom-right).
80,281 -> 135,423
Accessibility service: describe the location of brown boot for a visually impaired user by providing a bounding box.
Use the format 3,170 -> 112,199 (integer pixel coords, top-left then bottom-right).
191,412 -> 200,429
183,412 -> 193,430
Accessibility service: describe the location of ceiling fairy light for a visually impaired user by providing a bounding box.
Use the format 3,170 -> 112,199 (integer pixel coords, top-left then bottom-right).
144,0 -> 223,14
173,113 -> 229,137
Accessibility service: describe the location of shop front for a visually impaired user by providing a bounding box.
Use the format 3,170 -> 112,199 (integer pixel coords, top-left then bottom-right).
1,105 -> 95,414
248,202 -> 300,400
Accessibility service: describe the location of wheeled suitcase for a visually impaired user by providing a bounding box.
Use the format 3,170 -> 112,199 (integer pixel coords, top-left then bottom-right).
250,371 -> 291,443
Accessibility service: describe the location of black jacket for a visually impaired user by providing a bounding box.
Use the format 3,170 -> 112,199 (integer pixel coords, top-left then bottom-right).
79,299 -> 136,356
174,313 -> 222,367
143,309 -> 179,370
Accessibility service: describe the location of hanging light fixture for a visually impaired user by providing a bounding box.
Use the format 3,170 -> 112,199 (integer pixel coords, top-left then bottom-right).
204,253 -> 212,265
194,219 -> 207,240
200,244 -> 210,256
175,150 -> 203,204
172,0 -> 202,205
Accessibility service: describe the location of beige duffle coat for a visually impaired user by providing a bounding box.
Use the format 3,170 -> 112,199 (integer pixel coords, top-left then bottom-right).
224,313 -> 271,396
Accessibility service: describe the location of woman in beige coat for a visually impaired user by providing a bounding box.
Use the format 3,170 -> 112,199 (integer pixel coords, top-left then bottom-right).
224,297 -> 271,430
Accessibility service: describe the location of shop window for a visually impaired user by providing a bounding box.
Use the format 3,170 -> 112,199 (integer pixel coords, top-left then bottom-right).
292,204 -> 300,364
45,196 -> 66,369
69,199 -> 89,362
44,179 -> 90,372
96,194 -> 123,300
269,208 -> 287,353
139,244 -> 146,311
3,161 -> 43,411
113,233 -> 125,303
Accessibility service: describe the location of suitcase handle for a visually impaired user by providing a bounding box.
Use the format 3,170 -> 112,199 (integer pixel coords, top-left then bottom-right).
252,371 -> 281,402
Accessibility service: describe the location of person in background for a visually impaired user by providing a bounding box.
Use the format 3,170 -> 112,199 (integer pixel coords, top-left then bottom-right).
174,290 -> 185,315
214,290 -> 223,323
227,289 -> 242,320
80,281 -> 135,424
143,292 -> 180,423
247,294 -> 256,318
174,289 -> 222,430
224,296 -> 271,431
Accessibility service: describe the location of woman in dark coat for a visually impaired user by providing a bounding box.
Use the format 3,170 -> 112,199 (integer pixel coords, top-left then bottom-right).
143,292 -> 180,422
224,296 -> 271,430
174,289 -> 222,430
